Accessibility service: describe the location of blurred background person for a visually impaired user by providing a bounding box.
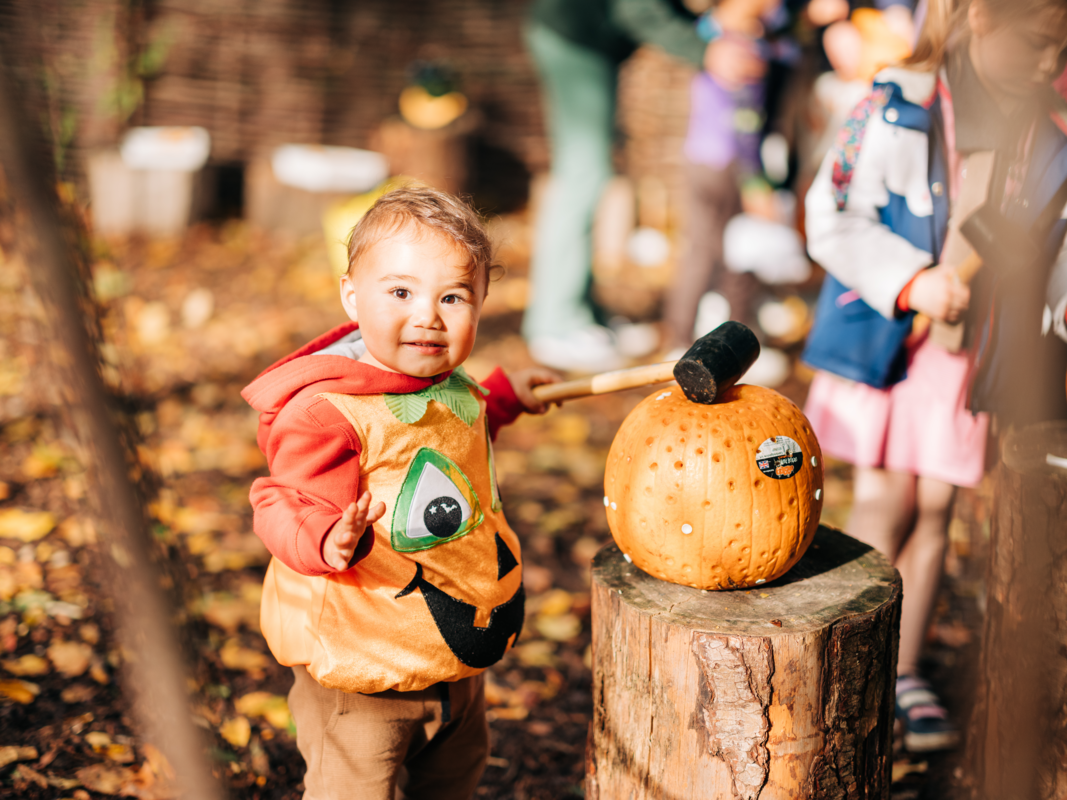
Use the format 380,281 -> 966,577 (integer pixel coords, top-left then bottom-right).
662,0 -> 809,358
802,0 -> 1067,753
523,0 -> 765,371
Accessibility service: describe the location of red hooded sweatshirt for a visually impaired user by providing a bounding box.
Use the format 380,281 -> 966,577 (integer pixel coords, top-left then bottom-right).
241,322 -> 525,576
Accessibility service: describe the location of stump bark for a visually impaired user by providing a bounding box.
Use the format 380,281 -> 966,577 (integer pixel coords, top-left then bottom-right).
587,524 -> 901,800
965,421 -> 1067,800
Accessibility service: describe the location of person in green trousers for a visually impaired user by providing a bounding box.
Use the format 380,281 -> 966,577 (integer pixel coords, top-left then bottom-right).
524,0 -> 763,372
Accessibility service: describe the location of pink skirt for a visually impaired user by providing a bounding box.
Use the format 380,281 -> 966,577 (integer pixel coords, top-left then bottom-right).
804,336 -> 989,487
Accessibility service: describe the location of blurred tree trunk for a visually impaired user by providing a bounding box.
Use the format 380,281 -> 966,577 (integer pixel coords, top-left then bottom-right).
0,48 -> 224,800
0,0 -> 134,185
965,422 -> 1067,800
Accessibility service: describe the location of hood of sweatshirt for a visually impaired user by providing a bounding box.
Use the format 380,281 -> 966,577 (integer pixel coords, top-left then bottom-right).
241,322 -> 452,421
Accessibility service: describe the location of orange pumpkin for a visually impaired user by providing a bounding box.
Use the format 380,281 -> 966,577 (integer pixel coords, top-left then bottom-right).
603,384 -> 823,590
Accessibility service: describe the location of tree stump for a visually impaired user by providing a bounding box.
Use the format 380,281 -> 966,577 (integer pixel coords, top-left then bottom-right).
587,524 -> 901,800
965,421 -> 1067,800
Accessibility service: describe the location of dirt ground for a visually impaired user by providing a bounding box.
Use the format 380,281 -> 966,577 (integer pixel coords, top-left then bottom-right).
0,217 -> 988,798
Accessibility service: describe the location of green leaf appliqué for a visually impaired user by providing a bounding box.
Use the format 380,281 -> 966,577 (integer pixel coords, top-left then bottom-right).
383,368 -> 485,426
384,392 -> 431,424
453,365 -> 490,396
424,376 -> 480,426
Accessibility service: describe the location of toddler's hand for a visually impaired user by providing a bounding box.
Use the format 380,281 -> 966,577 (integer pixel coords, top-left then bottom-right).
908,265 -> 971,323
509,367 -> 562,415
324,491 -> 386,571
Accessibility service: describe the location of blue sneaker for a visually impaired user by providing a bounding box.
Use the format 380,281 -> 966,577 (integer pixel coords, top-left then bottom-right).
895,675 -> 959,753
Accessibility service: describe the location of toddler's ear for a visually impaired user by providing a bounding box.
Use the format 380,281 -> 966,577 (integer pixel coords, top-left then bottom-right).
339,273 -> 359,323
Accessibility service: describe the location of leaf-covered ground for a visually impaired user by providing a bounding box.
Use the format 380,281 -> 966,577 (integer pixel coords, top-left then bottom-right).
0,218 -> 988,798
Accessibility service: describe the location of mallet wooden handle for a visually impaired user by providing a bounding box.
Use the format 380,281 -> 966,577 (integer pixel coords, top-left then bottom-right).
954,249 -> 983,284
532,361 -> 677,403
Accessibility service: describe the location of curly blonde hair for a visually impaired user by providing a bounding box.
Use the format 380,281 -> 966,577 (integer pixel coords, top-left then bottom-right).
345,184 -> 500,289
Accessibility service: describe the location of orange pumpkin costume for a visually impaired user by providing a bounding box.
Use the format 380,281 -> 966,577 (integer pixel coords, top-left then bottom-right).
243,323 -> 527,696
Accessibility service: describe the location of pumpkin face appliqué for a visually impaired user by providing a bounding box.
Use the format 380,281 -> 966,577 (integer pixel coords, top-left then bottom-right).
260,389 -> 525,693
392,446 -> 524,669
397,532 -> 524,669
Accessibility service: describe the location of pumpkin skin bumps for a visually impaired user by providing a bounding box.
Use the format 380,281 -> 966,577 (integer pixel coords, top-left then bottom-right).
604,384 -> 823,590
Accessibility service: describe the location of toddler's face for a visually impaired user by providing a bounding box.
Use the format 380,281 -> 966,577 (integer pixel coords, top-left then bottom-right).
341,226 -> 484,378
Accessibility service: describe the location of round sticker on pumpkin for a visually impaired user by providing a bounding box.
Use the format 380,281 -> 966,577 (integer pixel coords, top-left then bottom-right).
755,436 -> 803,480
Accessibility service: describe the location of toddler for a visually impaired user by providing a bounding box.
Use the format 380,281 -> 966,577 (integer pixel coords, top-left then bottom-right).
242,185 -> 557,799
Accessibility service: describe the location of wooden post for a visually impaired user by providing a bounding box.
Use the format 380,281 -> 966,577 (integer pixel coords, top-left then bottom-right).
372,116 -> 471,196
587,525 -> 901,800
965,421 -> 1067,800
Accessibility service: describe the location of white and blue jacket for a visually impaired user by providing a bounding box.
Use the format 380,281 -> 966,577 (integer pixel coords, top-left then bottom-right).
802,65 -> 1067,396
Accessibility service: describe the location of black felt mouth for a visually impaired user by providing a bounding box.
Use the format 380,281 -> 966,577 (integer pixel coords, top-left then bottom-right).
396,536 -> 524,669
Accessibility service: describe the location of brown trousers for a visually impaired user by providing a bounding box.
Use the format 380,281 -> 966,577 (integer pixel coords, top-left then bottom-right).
288,666 -> 489,800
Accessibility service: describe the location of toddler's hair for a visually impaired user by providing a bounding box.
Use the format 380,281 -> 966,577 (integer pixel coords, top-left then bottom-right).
345,184 -> 500,285
908,0 -> 1067,70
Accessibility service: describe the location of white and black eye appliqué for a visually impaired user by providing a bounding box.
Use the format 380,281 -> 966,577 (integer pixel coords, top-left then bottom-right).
391,448 -> 484,552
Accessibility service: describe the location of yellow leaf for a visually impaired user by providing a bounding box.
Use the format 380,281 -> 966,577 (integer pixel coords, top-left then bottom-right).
142,743 -> 176,781
892,760 -> 928,782
34,542 -> 53,563
550,414 -> 590,445
219,641 -> 269,675
539,507 -> 584,536
106,743 -> 135,763
195,591 -> 260,634
11,763 -> 47,788
48,640 -> 93,677
0,509 -> 55,543
534,613 -> 582,642
2,654 -> 49,676
61,683 -> 98,703
21,443 -> 67,479
219,716 -> 251,748
75,763 -> 137,795
487,705 -> 528,721
0,745 -> 37,768
234,692 -> 292,730
570,536 -> 602,567
57,515 -> 96,547
0,678 -> 40,704
85,731 -> 112,750
509,640 -> 559,669
536,589 -> 573,618
80,622 -> 101,645
90,658 -> 110,685
184,531 -> 215,556
202,548 -> 268,574
483,675 -> 511,706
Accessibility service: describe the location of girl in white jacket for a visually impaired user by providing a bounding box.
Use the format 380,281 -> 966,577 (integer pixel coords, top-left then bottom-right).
803,0 -> 1067,752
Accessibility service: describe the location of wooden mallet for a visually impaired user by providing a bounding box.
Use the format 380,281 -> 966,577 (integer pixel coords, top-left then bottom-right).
531,321 -> 761,405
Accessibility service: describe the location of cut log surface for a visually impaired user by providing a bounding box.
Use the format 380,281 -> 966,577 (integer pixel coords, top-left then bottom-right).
588,525 -> 902,800
966,421 -> 1067,800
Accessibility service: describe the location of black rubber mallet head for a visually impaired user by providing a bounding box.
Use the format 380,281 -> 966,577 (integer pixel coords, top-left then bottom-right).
672,321 -> 761,405
530,320 -> 761,405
